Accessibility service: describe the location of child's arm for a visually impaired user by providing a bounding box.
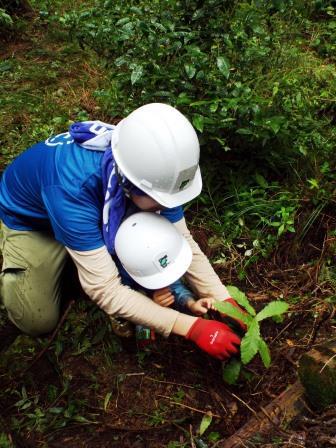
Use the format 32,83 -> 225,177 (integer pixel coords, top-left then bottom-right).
152,281 -> 214,316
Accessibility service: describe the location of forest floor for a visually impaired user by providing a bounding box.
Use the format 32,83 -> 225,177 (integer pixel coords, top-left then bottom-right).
1,8 -> 336,448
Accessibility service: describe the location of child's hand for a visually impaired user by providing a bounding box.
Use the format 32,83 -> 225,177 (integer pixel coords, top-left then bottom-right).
188,298 -> 215,316
153,287 -> 175,307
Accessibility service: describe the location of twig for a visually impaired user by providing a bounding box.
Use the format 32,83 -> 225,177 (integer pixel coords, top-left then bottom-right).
225,389 -> 259,418
145,376 -> 208,393
123,372 -> 145,377
102,422 -> 174,432
157,394 -> 221,418
24,299 -> 75,373
190,424 -> 196,448
259,405 -> 291,436
319,353 -> 336,373
269,321 -> 293,345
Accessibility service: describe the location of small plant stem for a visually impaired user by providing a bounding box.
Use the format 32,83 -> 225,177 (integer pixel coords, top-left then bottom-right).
157,394 -> 221,418
23,299 -> 75,373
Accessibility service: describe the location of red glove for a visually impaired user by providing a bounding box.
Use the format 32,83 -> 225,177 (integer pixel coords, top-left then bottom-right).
221,298 -> 247,332
186,318 -> 241,360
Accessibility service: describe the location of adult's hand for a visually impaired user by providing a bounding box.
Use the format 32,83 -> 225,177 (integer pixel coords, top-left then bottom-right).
185,318 -> 241,360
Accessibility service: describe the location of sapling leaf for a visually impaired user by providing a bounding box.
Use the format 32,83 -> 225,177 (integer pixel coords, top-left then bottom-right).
227,286 -> 256,316
213,301 -> 252,326
199,411 -> 212,436
241,320 -> 261,365
256,301 -> 288,322
258,338 -> 271,368
222,358 -> 241,385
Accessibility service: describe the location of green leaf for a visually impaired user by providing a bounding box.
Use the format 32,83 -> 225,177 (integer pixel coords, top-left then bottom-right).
227,285 -> 256,316
217,56 -> 230,78
192,114 -> 205,132
73,415 -> 94,424
256,301 -> 288,322
49,407 -> 64,414
208,432 -> 221,442
104,392 -> 112,411
92,326 -> 107,345
255,174 -> 268,188
130,65 -> 143,85
264,116 -> 284,134
213,301 -> 252,326
236,128 -> 254,135
258,338 -> 271,368
277,224 -> 285,236
222,358 -> 241,385
21,386 -> 28,400
199,411 -> 212,436
184,63 -> 196,79
241,320 -> 261,365
210,102 -> 219,112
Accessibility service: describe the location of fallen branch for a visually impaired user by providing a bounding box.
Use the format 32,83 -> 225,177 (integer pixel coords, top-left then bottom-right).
221,381 -> 305,448
157,394 -> 221,418
221,339 -> 336,447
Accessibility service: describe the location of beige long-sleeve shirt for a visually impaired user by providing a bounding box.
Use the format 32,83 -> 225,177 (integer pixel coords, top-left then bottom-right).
66,217 -> 230,337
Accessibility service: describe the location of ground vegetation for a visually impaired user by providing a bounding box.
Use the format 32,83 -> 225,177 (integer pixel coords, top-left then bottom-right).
0,1 -> 335,446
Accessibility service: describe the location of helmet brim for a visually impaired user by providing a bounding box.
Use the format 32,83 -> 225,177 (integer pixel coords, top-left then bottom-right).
146,167 -> 202,208
129,238 -> 193,290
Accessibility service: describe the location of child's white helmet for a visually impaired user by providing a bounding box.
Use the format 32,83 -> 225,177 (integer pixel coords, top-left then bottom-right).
112,103 -> 202,208
115,212 -> 192,289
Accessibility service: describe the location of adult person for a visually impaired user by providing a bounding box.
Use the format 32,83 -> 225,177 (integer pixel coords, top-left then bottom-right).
0,103 -> 243,360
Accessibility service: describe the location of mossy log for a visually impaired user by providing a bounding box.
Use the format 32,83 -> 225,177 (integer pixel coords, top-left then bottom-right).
222,381 -> 305,448
298,339 -> 336,410
222,340 -> 336,447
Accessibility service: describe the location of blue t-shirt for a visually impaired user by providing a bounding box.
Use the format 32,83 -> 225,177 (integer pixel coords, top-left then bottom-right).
0,132 -> 184,251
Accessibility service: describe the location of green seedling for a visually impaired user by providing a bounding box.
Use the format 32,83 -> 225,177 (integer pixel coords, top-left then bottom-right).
214,286 -> 288,384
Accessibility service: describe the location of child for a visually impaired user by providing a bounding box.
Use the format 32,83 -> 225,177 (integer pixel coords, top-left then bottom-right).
112,212 -> 215,341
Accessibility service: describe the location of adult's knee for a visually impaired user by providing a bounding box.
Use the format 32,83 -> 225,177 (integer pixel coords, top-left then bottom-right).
1,270 -> 60,336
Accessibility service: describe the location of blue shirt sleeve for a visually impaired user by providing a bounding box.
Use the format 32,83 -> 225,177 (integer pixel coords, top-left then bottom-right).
169,279 -> 195,313
160,206 -> 184,223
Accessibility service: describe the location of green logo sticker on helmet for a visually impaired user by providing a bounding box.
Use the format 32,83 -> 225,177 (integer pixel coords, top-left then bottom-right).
179,179 -> 190,190
158,255 -> 169,268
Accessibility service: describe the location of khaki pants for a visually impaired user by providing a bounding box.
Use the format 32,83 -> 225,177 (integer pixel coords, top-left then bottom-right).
0,223 -> 69,336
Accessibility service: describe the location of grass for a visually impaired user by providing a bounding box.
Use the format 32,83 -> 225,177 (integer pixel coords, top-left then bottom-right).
0,6 -> 107,167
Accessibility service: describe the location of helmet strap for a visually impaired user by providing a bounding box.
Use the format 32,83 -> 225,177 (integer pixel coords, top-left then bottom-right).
115,165 -> 132,198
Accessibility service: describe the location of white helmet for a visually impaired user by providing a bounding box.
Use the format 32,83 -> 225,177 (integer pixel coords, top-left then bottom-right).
115,212 -> 192,289
112,103 -> 202,208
